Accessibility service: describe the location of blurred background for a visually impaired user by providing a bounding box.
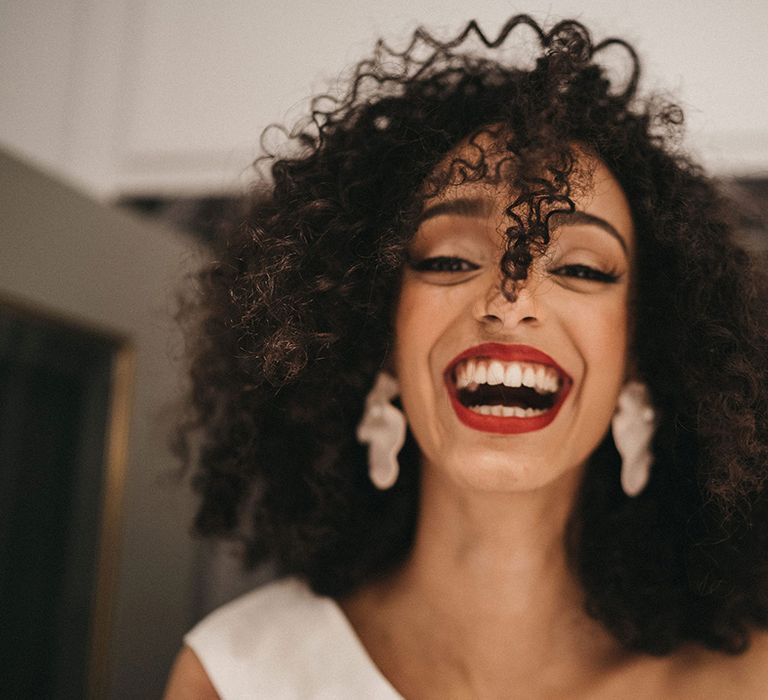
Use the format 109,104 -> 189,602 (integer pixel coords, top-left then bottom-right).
1,1 -> 766,698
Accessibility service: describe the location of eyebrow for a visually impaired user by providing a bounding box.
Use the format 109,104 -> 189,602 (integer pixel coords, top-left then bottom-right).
417,197 -> 495,223
550,211 -> 629,254
418,197 -> 629,254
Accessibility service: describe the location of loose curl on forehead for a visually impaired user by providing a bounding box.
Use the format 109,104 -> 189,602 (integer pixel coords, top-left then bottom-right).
177,15 -> 768,655
266,16 -> 642,302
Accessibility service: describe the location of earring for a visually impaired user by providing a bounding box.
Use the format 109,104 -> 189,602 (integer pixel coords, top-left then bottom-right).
612,380 -> 656,497
356,371 -> 407,490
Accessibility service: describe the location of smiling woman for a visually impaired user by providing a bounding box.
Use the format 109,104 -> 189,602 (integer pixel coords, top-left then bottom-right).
166,14 -> 768,700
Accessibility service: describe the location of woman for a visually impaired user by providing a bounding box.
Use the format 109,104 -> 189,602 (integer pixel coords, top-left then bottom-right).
165,15 -> 768,699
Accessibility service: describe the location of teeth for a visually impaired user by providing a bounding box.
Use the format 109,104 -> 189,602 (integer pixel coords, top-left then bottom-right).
455,358 -> 560,395
487,361 -> 505,385
548,374 -> 558,392
522,366 -> 536,388
468,405 -> 547,417
504,363 -> 522,387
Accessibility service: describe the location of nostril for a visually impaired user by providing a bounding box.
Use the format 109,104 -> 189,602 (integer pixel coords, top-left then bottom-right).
481,311 -> 536,329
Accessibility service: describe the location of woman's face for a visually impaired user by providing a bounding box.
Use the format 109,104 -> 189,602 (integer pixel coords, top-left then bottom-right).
393,151 -> 634,492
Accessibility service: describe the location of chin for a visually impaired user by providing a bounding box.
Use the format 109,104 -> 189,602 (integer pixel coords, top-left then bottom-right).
440,452 -> 564,493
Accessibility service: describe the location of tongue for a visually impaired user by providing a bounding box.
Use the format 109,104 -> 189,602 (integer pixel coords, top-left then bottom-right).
458,384 -> 554,410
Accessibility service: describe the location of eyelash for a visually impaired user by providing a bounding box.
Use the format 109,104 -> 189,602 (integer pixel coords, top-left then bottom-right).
410,257 -> 619,283
550,264 -> 620,284
409,256 -> 480,273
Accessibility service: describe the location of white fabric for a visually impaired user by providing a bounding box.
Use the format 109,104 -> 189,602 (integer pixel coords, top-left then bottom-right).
184,576 -> 404,699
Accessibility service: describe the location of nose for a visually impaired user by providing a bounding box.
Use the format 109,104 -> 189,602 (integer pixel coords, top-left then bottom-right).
472,272 -> 540,332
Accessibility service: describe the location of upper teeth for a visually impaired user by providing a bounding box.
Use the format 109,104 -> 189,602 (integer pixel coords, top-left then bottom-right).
454,358 -> 560,394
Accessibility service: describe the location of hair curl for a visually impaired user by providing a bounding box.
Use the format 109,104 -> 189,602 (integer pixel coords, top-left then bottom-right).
176,15 -> 768,655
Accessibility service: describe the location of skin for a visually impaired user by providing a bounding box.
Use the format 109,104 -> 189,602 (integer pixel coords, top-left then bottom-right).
163,147 -> 768,698
164,646 -> 218,699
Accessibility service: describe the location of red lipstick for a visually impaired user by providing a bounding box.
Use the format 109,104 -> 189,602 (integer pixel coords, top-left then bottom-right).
443,343 -> 572,434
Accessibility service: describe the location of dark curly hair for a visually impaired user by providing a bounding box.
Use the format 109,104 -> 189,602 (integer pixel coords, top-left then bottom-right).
176,15 -> 768,655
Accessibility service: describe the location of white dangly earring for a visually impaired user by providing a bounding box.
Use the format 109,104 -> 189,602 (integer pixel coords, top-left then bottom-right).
612,380 -> 657,497
356,371 -> 407,490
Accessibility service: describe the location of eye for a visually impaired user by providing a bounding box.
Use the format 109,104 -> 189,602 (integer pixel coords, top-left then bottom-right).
550,264 -> 619,284
409,256 -> 480,273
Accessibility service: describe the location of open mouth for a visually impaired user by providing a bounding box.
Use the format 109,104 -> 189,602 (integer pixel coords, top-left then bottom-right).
444,344 -> 572,434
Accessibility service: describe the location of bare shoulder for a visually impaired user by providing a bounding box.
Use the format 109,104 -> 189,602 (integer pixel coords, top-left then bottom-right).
734,630 -> 768,689
668,629 -> 768,699
162,645 -> 220,700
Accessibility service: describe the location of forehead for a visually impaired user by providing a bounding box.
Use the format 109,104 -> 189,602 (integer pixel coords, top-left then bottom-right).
419,148 -> 635,253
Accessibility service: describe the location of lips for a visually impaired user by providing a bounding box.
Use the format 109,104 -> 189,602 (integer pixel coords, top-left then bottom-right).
443,343 -> 573,434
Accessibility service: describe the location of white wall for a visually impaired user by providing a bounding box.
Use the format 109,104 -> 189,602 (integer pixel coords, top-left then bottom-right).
1,0 -> 767,198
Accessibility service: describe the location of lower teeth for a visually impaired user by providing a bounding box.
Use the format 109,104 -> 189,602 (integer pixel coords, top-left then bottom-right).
469,405 -> 546,417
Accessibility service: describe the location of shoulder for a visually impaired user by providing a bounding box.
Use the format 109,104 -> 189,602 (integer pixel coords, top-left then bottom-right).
164,578 -> 323,700
722,630 -> 768,695
171,576 -> 386,700
668,629 -> 768,698
173,576 -> 339,699
184,575 -> 326,656
163,645 -> 219,699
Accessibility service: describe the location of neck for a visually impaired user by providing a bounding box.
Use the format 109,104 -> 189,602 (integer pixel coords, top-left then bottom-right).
373,461 -> 624,690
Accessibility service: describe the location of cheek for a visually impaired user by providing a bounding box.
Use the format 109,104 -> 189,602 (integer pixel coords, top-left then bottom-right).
588,302 -> 628,351
393,282 -> 438,444
565,292 -> 630,397
394,279 -> 460,367
393,280 -> 463,428
393,281 -> 422,365
394,283 -> 430,393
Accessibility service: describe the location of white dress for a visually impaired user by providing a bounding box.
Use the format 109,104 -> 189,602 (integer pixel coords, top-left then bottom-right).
184,576 -> 405,699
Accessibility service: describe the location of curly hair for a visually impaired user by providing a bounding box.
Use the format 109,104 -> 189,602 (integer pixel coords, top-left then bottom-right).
176,15 -> 768,655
